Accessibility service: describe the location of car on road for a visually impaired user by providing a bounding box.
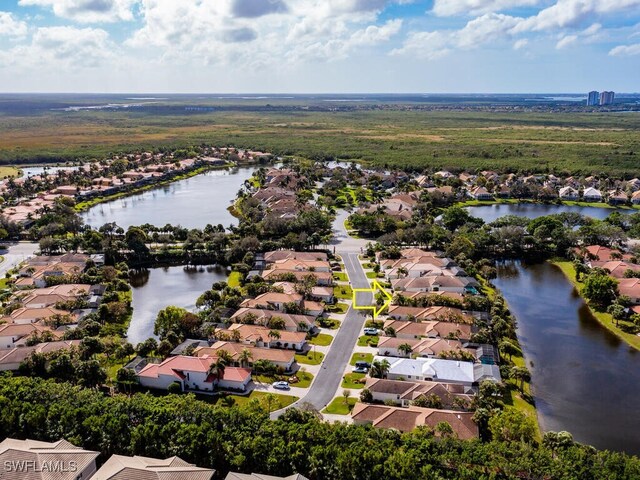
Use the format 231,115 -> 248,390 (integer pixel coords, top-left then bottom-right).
363,327 -> 379,335
353,366 -> 368,374
272,381 -> 290,390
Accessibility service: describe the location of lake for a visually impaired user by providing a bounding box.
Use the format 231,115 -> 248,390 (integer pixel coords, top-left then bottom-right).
81,167 -> 256,229
128,265 -> 227,345
467,203 -> 633,223
494,261 -> 640,454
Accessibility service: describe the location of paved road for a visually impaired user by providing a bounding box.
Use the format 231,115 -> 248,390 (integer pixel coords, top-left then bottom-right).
0,242 -> 39,277
271,212 -> 371,419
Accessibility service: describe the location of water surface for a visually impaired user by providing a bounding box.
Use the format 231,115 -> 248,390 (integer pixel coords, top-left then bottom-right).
81,167 -> 256,229
468,203 -> 632,223
494,262 -> 640,454
128,265 -> 226,345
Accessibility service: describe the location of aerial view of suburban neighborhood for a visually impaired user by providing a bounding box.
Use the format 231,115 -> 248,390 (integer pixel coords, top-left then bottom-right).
0,1 -> 640,479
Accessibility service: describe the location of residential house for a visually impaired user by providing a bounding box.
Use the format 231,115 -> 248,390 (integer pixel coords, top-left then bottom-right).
608,190 -> 629,205
364,378 -> 475,407
230,308 -> 317,333
583,187 -> 603,202
195,341 -> 297,372
377,336 -> 465,358
632,191 -> 640,205
374,355 -> 500,385
350,403 -> 478,439
92,455 -> 215,480
589,260 -> 640,278
137,355 -> 252,393
0,438 -> 99,480
214,324 -> 307,351
240,292 -> 303,311
0,323 -> 61,349
387,305 -> 474,323
470,186 -> 493,201
391,275 -> 479,295
4,306 -> 76,325
261,269 -> 333,286
263,250 -> 328,264
383,320 -> 473,341
0,340 -> 81,372
618,278 -> 640,304
558,186 -> 579,201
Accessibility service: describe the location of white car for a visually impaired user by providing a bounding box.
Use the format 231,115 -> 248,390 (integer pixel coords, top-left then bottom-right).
363,327 -> 379,335
273,381 -> 291,390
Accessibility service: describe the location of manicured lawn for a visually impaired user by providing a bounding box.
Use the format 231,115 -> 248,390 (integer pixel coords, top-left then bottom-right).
309,333 -> 333,346
295,351 -> 325,365
291,371 -> 314,388
229,391 -> 298,411
323,397 -> 358,415
333,284 -> 353,299
333,272 -> 348,282
0,277 -> 11,289
551,260 -> 640,351
357,335 -> 379,347
341,373 -> 366,389
228,271 -> 242,287
316,318 -> 341,329
366,271 -> 380,279
349,352 -> 374,366
329,302 -> 349,314
0,166 -> 20,178
504,385 -> 541,441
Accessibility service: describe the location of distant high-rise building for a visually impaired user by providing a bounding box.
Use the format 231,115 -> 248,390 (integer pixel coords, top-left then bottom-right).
587,91 -> 599,106
600,91 -> 615,106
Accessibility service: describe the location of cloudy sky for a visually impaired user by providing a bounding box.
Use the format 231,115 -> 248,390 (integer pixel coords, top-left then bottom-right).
0,0 -> 639,93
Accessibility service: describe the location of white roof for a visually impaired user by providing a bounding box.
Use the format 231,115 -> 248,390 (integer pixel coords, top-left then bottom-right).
583,187 -> 602,196
375,356 -> 476,383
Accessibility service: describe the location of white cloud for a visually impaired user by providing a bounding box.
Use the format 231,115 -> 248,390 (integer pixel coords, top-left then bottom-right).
513,38 -> 528,49
0,11 -> 28,37
556,34 -> 577,49
609,43 -> 640,56
0,26 -> 116,68
432,0 -> 539,17
390,31 -> 452,59
18,0 -> 137,23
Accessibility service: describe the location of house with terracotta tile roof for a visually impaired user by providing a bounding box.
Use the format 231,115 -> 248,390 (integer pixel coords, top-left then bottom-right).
264,251 -> 328,264
195,341 -> 297,372
92,454 -> 215,480
387,305 -> 474,323
4,306 -> 77,325
261,269 -> 333,286
229,308 -> 317,333
0,438 -> 99,480
618,278 -> 640,304
590,260 -> 640,278
364,378 -> 475,407
0,323 -> 62,349
271,258 -> 331,272
579,245 -> 631,262
392,275 -> 479,294
351,403 -> 478,438
377,336 -> 465,358
137,355 -> 252,393
384,319 -> 473,341
0,340 -> 81,371
214,324 -> 307,351
240,292 -> 303,311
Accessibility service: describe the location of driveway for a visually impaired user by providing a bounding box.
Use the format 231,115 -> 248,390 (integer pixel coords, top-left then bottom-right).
0,241 -> 39,277
271,212 -> 372,419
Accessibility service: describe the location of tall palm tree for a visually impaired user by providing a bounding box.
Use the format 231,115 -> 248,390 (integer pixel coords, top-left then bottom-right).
208,358 -> 227,384
371,359 -> 391,379
217,349 -> 234,365
238,348 -> 253,368
397,343 -> 413,357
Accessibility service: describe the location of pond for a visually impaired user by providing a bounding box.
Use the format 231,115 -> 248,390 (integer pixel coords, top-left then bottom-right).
467,203 -> 633,223
494,261 -> 640,454
128,265 -> 227,345
81,167 -> 257,230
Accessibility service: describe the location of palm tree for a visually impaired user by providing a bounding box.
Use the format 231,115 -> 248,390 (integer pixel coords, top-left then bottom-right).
238,348 -> 253,368
208,358 -> 227,384
370,359 -> 391,379
268,329 -> 281,342
342,389 -> 351,406
510,366 -> 531,392
397,343 -> 413,357
217,349 -> 234,365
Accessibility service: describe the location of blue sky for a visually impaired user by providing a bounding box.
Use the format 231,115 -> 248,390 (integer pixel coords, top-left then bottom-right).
0,0 -> 638,93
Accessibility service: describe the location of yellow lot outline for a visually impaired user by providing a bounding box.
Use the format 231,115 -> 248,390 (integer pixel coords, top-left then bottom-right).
352,280 -> 393,320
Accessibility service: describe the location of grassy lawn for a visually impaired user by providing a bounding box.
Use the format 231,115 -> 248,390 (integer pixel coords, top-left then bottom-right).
357,335 -> 379,347
309,333 -> 333,346
350,352 -> 374,366
328,302 -> 349,314
316,318 -> 341,329
366,271 -> 381,279
333,272 -> 348,282
504,384 -> 541,441
334,284 -> 353,299
0,277 -> 11,289
227,391 -> 298,411
551,260 -> 640,351
227,271 -> 242,288
0,166 -> 20,178
291,371 -> 314,388
341,373 -> 366,389
323,396 -> 358,415
295,351 -> 325,365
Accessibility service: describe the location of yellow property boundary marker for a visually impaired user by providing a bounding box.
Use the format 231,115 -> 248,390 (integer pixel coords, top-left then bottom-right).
352,280 -> 393,320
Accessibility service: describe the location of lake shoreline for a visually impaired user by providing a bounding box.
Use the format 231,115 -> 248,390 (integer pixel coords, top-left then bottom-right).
550,259 -> 640,352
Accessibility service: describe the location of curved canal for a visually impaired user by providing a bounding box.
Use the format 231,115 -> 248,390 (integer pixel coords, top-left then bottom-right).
494,261 -> 640,454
